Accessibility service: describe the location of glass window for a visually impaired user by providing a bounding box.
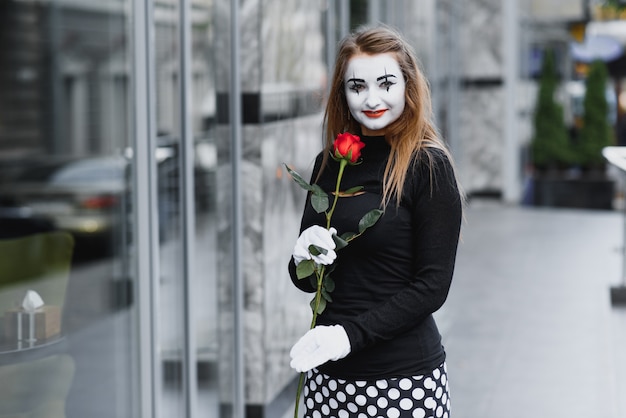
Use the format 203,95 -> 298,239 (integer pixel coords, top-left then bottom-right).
151,0 -> 225,416
189,2 -> 222,417
0,0 -> 138,417
0,0 -> 236,415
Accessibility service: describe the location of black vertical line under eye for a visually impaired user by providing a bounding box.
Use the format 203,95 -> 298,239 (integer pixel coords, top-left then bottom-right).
351,80 -> 359,95
377,69 -> 397,92
347,77 -> 365,95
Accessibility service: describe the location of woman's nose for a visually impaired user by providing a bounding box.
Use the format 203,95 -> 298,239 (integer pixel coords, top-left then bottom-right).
364,90 -> 382,109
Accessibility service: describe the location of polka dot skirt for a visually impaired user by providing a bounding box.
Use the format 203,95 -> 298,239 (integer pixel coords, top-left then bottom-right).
302,363 -> 450,418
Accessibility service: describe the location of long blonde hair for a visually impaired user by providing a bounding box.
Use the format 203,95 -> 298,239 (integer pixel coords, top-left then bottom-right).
321,25 -> 461,207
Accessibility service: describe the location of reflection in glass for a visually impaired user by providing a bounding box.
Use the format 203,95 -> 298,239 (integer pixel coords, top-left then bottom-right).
153,0 -> 221,415
190,1 -> 220,416
0,0 -> 226,415
0,0 -> 137,416
153,0 -> 220,415
152,0 -> 187,415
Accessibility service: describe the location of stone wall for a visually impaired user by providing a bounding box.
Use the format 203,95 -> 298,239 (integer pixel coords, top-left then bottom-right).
213,0 -> 326,413
458,0 -> 507,195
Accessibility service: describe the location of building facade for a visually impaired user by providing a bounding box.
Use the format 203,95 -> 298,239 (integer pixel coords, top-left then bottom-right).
0,0 -> 589,417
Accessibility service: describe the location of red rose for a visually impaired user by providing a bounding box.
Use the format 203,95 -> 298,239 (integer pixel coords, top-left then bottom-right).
332,132 -> 365,164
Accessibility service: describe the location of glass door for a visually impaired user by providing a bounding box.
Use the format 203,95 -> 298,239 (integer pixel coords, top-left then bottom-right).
150,0 -> 226,416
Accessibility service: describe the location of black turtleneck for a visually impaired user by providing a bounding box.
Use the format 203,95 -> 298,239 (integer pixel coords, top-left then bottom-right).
289,135 -> 462,379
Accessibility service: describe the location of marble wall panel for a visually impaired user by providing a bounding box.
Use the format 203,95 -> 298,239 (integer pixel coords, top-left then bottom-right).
215,113 -> 324,406
215,122 -> 263,403
241,0 -> 262,91
213,0 -> 262,91
261,114 -> 324,403
452,0 -> 510,195
458,87 -> 505,193
459,0 -> 503,79
213,0 -> 327,408
261,0 -> 325,90
212,0 -> 230,88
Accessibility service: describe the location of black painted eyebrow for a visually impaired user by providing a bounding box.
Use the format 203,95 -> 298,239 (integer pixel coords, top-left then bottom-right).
347,78 -> 365,83
377,74 -> 397,82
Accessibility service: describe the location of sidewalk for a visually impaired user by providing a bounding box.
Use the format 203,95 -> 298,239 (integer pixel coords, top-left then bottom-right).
437,200 -> 626,418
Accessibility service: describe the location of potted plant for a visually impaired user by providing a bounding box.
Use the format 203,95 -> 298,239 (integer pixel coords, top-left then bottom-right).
576,60 -> 614,173
531,53 -> 615,209
530,50 -> 574,173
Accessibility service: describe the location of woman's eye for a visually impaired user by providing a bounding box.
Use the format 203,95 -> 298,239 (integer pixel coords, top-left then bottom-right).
381,81 -> 396,91
349,83 -> 365,93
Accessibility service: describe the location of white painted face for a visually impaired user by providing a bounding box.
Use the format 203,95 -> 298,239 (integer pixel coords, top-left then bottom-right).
344,53 -> 406,135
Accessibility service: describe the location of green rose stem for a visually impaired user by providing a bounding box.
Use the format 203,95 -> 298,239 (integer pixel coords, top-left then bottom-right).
326,158 -> 347,229
294,158 -> 347,418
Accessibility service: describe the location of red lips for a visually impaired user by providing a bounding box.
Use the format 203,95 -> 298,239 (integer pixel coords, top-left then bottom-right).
362,109 -> 387,118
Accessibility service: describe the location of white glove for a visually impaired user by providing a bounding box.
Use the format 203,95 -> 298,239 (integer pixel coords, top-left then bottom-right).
289,325 -> 351,373
292,225 -> 337,266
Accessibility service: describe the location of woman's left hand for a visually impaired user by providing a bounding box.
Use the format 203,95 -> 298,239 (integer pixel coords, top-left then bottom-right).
289,325 -> 351,372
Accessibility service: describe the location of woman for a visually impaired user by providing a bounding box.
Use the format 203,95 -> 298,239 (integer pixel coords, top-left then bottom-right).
289,25 -> 463,418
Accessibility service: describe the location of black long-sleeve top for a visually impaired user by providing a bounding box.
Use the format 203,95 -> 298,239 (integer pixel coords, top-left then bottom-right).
289,135 -> 462,380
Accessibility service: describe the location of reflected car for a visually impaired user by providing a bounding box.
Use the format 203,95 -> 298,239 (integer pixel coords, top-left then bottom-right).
0,140 -> 216,249
0,156 -> 128,253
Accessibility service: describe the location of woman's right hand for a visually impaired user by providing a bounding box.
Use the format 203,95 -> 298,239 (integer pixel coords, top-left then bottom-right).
292,225 -> 337,266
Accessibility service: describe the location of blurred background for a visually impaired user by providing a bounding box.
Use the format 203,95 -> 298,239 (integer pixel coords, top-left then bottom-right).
0,0 -> 625,417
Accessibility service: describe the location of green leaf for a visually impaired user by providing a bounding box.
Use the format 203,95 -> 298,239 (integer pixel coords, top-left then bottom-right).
324,276 -> 335,292
333,233 -> 349,250
284,164 -> 331,213
296,260 -> 315,279
358,209 -> 384,233
310,185 -> 329,213
341,232 -> 357,242
310,297 -> 327,314
317,297 -> 327,314
321,288 -> 333,302
308,244 -> 327,257
325,264 -> 336,276
343,186 -> 364,194
284,164 -> 314,192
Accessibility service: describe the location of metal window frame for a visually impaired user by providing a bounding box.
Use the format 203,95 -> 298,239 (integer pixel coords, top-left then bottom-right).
503,0 -> 521,203
230,1 -> 246,417
179,0 -> 198,415
131,0 -> 159,416
132,0 -> 247,415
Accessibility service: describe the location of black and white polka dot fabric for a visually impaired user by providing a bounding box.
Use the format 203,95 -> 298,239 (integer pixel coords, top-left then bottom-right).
302,363 -> 450,418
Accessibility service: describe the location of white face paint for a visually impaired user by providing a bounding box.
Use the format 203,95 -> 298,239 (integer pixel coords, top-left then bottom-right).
344,53 -> 406,136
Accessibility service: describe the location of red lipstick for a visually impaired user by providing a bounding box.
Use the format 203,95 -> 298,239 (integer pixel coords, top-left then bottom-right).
363,109 -> 387,118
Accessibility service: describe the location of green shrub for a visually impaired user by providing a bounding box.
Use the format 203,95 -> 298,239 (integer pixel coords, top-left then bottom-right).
531,50 -> 574,170
576,60 -> 613,170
